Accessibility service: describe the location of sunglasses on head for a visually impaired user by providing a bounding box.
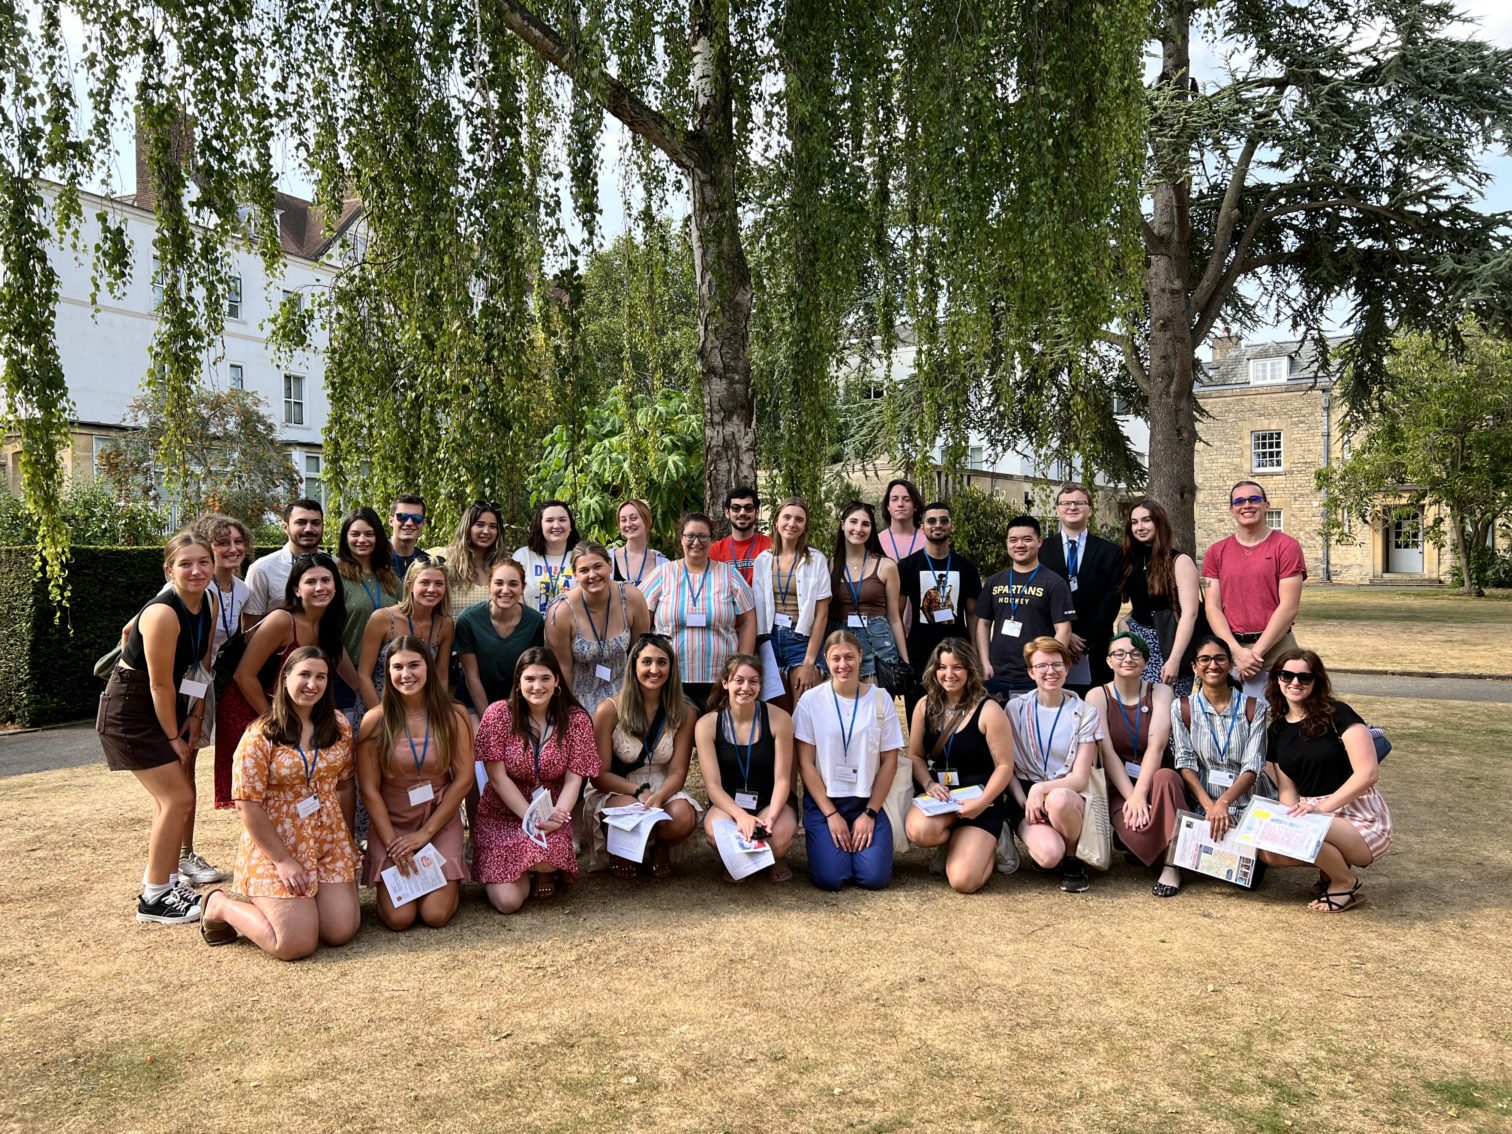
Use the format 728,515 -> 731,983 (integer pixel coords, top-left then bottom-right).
472,500 -> 500,513
1231,494 -> 1266,507
1276,669 -> 1317,686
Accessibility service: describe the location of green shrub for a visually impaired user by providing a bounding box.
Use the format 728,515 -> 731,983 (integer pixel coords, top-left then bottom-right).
950,487 -> 1021,577
0,484 -> 165,546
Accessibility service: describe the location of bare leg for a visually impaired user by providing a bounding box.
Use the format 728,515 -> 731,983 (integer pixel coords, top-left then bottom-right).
1045,787 -> 1085,848
416,881 -> 461,928
654,798 -> 699,846
130,762 -> 195,885
314,882 -> 361,946
485,879 -> 531,914
1018,818 -> 1067,870
376,881 -> 420,931
905,809 -> 955,849
206,891 -> 319,960
182,747 -> 202,851
944,826 -> 997,894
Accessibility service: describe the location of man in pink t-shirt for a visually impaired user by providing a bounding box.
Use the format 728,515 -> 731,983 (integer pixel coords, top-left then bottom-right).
1202,480 -> 1307,698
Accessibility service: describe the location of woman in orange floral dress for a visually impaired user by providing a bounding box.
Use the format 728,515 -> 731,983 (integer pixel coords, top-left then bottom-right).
200,647 -> 361,959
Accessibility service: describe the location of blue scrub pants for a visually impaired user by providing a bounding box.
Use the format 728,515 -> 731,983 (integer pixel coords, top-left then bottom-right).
803,794 -> 893,891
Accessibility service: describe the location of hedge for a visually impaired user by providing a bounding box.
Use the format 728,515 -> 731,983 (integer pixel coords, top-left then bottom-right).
0,544 -> 284,728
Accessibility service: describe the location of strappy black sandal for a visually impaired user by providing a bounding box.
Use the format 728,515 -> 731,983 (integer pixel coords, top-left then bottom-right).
1310,878 -> 1362,913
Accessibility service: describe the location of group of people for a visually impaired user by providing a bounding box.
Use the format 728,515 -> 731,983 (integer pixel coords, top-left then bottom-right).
95,478 -> 1391,962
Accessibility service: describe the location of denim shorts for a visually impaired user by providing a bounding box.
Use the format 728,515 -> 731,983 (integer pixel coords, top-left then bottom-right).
768,623 -> 814,671
824,614 -> 900,678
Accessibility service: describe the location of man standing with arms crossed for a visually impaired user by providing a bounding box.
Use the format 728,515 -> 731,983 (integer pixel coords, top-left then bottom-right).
898,501 -> 982,716
709,485 -> 771,584
975,515 -> 1076,702
242,497 -> 324,630
1202,480 -> 1307,698
1039,483 -> 1121,694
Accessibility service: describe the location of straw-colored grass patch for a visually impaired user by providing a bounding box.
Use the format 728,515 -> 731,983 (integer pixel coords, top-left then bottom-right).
2,694 -> 1508,1133
1295,587 -> 1512,676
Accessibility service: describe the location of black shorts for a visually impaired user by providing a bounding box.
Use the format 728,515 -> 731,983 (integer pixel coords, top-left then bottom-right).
97,666 -> 182,772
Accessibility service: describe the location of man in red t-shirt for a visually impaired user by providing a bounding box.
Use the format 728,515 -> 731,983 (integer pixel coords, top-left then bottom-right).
1202,479 -> 1307,697
708,485 -> 772,584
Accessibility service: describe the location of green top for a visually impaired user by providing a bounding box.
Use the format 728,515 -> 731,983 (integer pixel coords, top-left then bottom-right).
454,601 -> 545,705
340,572 -> 401,672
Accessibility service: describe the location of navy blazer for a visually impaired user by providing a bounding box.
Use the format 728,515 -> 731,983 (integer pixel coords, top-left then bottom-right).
1041,531 -> 1121,686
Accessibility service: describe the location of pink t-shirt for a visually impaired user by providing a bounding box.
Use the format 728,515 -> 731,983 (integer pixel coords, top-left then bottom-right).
1201,530 -> 1307,635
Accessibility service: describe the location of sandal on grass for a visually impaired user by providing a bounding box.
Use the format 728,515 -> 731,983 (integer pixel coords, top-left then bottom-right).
609,857 -> 638,882
1309,878 -> 1362,913
530,872 -> 557,901
199,890 -> 238,947
1151,881 -> 1181,899
649,844 -> 673,879
768,861 -> 793,884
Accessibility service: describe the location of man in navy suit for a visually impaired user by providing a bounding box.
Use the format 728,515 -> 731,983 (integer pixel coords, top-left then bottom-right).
1039,483 -> 1122,694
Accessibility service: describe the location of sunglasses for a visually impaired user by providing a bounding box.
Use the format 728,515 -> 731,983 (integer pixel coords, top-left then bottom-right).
472,500 -> 500,512
1277,669 -> 1317,686
1231,495 -> 1266,507
394,512 -> 426,525
727,503 -> 757,513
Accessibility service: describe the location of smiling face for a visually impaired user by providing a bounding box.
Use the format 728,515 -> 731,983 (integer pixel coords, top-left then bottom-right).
1275,659 -> 1317,708
618,503 -> 645,542
634,642 -> 673,690
168,543 -> 214,595
518,663 -> 558,708
296,565 -> 336,610
723,663 -> 763,705
1193,644 -> 1233,689
1028,648 -> 1066,693
489,563 -> 524,609
825,640 -> 861,685
285,656 -> 329,707
681,520 -> 713,564
410,566 -> 448,611
286,507 -> 324,552
387,648 -> 428,698
775,504 -> 808,548
574,551 -> 611,593
934,650 -> 968,696
842,508 -> 873,547
470,511 -> 500,552
921,507 -> 953,546
725,495 -> 758,535
1129,505 -> 1156,546
1006,525 -> 1041,566
1229,483 -> 1267,527
211,530 -> 246,573
1107,639 -> 1148,677
346,518 -> 377,561
540,506 -> 572,548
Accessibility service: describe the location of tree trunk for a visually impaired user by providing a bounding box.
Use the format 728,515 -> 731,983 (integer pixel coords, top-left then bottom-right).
1144,0 -> 1200,554
688,0 -> 755,513
1450,504 -> 1478,596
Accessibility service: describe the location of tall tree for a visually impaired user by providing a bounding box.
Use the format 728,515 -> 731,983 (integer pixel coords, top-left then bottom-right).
1105,0 -> 1512,551
1318,324 -> 1512,596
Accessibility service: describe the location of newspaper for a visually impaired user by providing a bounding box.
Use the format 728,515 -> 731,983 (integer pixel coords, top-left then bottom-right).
604,806 -> 670,863
1172,811 -> 1257,888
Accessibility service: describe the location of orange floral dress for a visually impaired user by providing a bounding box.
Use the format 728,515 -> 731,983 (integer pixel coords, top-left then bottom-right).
231,719 -> 360,897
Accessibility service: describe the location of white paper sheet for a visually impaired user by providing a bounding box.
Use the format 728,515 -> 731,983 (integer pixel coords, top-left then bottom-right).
711,818 -> 776,880
1232,797 -> 1332,863
379,843 -> 449,906
758,639 -> 788,702
522,786 -> 554,849
604,806 -> 670,863
911,784 -> 986,816
1172,811 -> 1257,887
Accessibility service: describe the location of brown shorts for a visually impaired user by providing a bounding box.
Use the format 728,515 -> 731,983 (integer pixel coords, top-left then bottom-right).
97,666 -> 181,772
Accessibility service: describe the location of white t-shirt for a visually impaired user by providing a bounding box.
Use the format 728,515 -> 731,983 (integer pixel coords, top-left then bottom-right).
513,547 -> 577,615
1008,691 -> 1101,783
792,683 -> 905,799
242,548 -> 295,619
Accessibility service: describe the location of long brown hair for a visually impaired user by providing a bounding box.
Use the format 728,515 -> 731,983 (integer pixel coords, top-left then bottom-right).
1265,648 -> 1338,738
1120,497 -> 1178,609
616,634 -> 692,731
259,646 -> 343,749
703,652 -> 762,715
441,500 -> 503,589
922,638 -> 987,730
770,497 -> 815,562
376,635 -> 462,778
508,646 -> 582,743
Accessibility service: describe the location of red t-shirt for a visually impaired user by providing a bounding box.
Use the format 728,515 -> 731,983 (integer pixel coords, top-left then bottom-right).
708,532 -> 772,584
1201,530 -> 1307,634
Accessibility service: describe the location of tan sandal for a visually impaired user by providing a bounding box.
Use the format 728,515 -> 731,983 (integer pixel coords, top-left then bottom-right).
609,857 -> 639,882
530,871 -> 557,900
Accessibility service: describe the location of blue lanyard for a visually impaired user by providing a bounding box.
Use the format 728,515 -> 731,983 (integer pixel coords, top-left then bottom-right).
831,685 -> 861,760
1008,565 -> 1040,620
888,529 -> 919,559
623,546 -> 650,586
174,592 -> 206,663
216,584 -> 236,642
1202,691 -> 1242,763
939,707 -> 966,769
1032,696 -> 1068,780
924,551 -> 952,597
581,592 -> 609,657
1112,682 -> 1145,752
722,709 -> 758,789
640,708 -> 666,768
682,564 -> 709,613
358,574 -> 383,613
529,721 -> 553,784
404,715 -> 430,774
775,551 -> 798,607
296,740 -> 320,786
405,611 -> 441,653
542,553 -> 570,599
844,553 -> 869,613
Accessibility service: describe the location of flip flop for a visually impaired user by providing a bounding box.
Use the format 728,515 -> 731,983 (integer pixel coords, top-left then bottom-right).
531,872 -> 557,900
1151,881 -> 1181,899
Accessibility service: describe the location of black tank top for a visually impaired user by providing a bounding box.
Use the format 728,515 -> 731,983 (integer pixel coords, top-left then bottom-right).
122,591 -> 211,684
713,703 -> 779,811
1122,549 -> 1175,624
922,699 -> 993,787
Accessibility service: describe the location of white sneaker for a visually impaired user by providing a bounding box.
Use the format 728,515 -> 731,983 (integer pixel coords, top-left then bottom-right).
178,852 -> 227,886
995,830 -> 1021,875
137,887 -> 201,925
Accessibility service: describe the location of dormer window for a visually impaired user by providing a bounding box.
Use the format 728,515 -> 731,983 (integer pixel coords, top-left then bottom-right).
1249,357 -> 1288,384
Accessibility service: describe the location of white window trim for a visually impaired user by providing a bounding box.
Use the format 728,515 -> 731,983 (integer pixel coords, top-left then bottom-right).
1249,357 -> 1289,385
1265,508 -> 1284,531
1251,429 -> 1284,473
228,363 -> 244,391
227,275 -> 243,320
283,373 -> 305,426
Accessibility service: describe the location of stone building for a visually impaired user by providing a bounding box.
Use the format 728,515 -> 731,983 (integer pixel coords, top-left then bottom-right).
1193,335 -> 1447,583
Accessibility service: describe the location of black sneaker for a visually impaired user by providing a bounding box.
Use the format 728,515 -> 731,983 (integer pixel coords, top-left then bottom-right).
1059,858 -> 1090,893
136,887 -> 202,925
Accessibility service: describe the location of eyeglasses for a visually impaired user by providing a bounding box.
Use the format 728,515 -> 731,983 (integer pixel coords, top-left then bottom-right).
1194,655 -> 1230,667
1058,500 -> 1090,509
682,533 -> 711,544
1107,649 -> 1144,661
1276,669 -> 1317,686
1029,662 -> 1066,673
1231,495 -> 1265,507
394,512 -> 426,526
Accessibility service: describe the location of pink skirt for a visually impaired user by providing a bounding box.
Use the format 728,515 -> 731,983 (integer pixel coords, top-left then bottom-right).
1305,787 -> 1392,861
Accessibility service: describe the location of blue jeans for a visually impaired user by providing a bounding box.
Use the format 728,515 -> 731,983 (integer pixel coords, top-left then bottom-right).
824,614 -> 900,678
985,676 -> 1034,703
769,624 -> 814,670
803,795 -> 894,891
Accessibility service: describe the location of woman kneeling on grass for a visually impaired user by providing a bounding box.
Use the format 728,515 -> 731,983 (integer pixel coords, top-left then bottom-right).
200,648 -> 361,958
1259,649 -> 1392,913
1006,637 -> 1101,894
472,648 -> 599,911
695,654 -> 799,883
904,639 -> 1016,894
356,637 -> 474,930
793,630 -> 905,891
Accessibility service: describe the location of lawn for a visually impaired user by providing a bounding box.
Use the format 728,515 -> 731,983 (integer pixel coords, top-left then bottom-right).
1290,587 -> 1512,677
2,693 -> 1509,1133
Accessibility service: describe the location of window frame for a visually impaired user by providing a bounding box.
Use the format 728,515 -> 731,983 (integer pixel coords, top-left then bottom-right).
1251,428 -> 1284,473
283,373 -> 305,426
1249,357 -> 1289,384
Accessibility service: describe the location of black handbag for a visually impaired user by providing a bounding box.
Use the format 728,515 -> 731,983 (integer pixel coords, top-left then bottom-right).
213,613 -> 285,693
874,655 -> 915,697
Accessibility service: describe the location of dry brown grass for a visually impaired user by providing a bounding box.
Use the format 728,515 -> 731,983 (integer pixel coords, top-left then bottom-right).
3,694 -> 1510,1134
1294,587 -> 1512,676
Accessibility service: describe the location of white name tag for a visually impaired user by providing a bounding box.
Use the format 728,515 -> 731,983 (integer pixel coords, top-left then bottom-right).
1123,761 -> 1143,782
1000,618 -> 1023,638
296,794 -> 321,818
686,611 -> 708,627
773,613 -> 793,628
1069,577 -> 1079,592
594,663 -> 613,682
932,609 -> 955,623
1208,769 -> 1236,789
178,677 -> 209,699
847,614 -> 864,628
939,770 -> 960,787
408,782 -> 435,806
832,765 -> 859,786
734,790 -> 759,810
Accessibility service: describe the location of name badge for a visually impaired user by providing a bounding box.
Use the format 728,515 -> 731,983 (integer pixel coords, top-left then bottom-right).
179,677 -> 209,699
734,790 -> 759,810
1069,577 -> 1079,592
408,782 -> 435,806
1208,769 -> 1236,789
686,611 -> 708,627
1000,618 -> 1023,638
296,794 -> 321,819
1123,761 -> 1143,782
847,614 -> 864,628
832,765 -> 859,786
594,663 -> 613,682
932,609 -> 954,623
939,770 -> 960,787
773,613 -> 793,628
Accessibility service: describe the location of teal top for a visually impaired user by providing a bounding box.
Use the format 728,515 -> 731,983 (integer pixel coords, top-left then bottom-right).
454,602 -> 545,705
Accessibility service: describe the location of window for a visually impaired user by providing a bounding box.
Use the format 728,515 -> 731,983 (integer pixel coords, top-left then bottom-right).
1251,429 -> 1283,472
1249,357 -> 1288,384
302,452 -> 323,503
967,445 -> 985,467
226,275 -> 243,319
91,435 -> 110,480
1112,394 -> 1130,415
229,364 -> 244,391
281,289 -> 301,313
283,373 -> 305,425
150,255 -> 164,309
1265,509 -> 1284,531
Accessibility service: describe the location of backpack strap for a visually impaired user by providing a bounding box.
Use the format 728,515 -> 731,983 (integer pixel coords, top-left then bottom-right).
1179,696 -> 1191,732
1244,695 -> 1257,724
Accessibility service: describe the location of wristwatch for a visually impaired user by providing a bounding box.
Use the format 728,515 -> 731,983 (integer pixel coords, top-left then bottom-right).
864,807 -> 879,819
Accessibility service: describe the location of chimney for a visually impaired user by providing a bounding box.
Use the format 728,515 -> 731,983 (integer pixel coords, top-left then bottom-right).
1211,326 -> 1242,364
132,106 -> 195,212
